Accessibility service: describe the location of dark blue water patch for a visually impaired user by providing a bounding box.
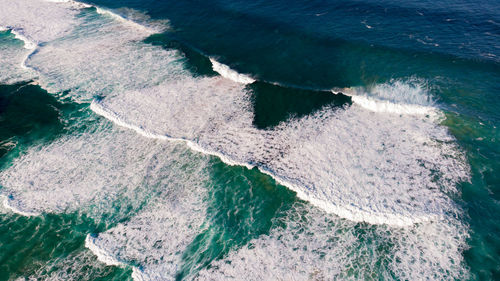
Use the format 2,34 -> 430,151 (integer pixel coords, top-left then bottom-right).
249,82 -> 351,129
84,0 -> 500,63
0,82 -> 84,166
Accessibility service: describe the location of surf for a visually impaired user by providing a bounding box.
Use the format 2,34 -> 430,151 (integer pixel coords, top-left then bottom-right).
0,0 -> 470,227
0,1 -> 473,279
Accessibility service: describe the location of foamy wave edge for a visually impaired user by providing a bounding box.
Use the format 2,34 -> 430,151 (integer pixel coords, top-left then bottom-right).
85,234 -> 132,268
207,60 -> 436,116
85,230 -> 174,281
209,58 -> 256,84
0,26 -> 37,74
1,194 -> 41,216
3,0 -> 446,228
332,89 -> 437,115
45,0 -> 160,33
1,0 -> 159,73
90,101 -> 437,227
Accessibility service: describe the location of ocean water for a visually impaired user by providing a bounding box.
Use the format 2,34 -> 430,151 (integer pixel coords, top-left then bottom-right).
0,0 -> 498,280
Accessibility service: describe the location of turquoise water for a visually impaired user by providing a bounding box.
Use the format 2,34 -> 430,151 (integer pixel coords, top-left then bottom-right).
0,0 -> 499,280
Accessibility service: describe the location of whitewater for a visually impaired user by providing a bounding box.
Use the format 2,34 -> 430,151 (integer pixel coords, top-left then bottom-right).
0,0 -> 472,280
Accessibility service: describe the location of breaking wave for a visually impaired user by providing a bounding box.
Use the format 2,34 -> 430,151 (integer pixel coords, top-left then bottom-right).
0,0 -> 472,279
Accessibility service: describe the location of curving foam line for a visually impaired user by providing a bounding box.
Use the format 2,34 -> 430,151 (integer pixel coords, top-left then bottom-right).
89,101 -> 254,170
91,99 -> 437,226
0,29 -> 36,83
210,58 -> 256,84
350,95 -> 435,115
9,30 -> 36,50
1,195 -> 41,217
92,98 -> 434,227
94,7 -> 160,34
83,151 -> 209,280
2,0 -> 469,228
21,7 -> 184,101
85,235 -> 126,267
90,75 -> 469,227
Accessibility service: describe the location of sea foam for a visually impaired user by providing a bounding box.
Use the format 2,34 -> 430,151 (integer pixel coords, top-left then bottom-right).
197,202 -> 469,281
336,79 -> 437,115
210,58 -> 256,84
91,75 -> 469,226
0,0 -> 82,44
0,29 -> 36,83
0,0 -> 469,227
0,1 -> 472,279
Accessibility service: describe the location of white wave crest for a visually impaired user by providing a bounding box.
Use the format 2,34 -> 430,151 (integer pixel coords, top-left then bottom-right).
94,7 -> 164,34
9,30 -> 36,50
350,95 -> 435,114
90,74 -> 469,227
0,1 -> 472,279
1,195 -> 41,217
210,58 -> 256,84
336,79 -> 437,115
85,235 -> 125,267
1,0 -> 469,227
0,29 -> 36,83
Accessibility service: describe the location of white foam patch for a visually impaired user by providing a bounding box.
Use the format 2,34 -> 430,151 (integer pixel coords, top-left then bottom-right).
0,0 -> 174,100
336,79 -> 436,115
85,235 -> 125,267
0,120 -> 208,222
1,194 -> 41,217
93,75 -> 469,226
210,58 -> 256,84
0,115 -> 211,280
0,0 -> 83,45
94,7 -> 168,34
23,7 -> 184,101
197,202 -> 470,280
85,156 -> 209,280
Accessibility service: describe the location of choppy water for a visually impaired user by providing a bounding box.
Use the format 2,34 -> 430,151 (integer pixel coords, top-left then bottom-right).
0,0 -> 498,280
